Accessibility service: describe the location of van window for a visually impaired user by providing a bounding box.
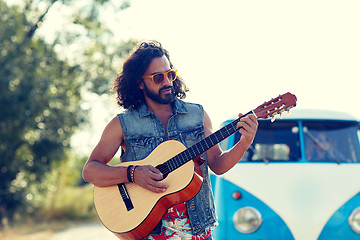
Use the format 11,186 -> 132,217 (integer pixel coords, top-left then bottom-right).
235,121 -> 301,162
303,121 -> 360,163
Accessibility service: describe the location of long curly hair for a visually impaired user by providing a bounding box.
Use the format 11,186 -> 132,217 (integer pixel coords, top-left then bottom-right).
112,41 -> 189,109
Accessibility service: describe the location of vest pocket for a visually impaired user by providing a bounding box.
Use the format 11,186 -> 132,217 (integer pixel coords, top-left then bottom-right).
179,126 -> 204,148
128,137 -> 156,161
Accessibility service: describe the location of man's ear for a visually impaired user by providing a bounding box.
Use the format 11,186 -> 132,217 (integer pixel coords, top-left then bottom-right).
139,81 -> 144,90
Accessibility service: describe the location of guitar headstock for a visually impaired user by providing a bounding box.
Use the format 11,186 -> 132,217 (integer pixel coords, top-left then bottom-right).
253,92 -> 297,122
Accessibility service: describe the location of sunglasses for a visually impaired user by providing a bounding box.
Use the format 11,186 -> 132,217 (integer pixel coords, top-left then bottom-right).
142,69 -> 178,85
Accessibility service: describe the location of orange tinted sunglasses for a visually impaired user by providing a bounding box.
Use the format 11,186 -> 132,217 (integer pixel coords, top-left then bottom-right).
142,69 -> 177,84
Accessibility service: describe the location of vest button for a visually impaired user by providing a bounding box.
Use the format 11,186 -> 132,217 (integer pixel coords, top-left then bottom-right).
159,138 -> 164,142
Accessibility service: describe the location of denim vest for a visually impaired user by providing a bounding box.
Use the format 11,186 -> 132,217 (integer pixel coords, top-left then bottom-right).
117,99 -> 217,236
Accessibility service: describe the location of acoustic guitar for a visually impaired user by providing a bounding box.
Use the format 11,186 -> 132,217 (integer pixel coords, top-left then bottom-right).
93,92 -> 297,240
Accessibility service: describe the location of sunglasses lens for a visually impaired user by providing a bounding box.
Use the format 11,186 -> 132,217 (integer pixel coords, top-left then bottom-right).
167,70 -> 176,81
153,74 -> 164,84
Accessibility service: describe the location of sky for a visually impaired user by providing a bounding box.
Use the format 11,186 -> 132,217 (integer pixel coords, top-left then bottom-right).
113,0 -> 360,122
46,0 -> 360,153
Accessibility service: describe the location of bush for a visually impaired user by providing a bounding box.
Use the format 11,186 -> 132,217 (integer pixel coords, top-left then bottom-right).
36,184 -> 97,221
25,150 -> 98,222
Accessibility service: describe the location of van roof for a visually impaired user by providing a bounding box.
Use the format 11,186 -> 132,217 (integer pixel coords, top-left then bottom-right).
267,108 -> 358,121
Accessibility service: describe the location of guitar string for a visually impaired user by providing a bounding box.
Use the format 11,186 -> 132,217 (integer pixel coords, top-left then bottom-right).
163,116 -> 241,175
166,109 -> 259,173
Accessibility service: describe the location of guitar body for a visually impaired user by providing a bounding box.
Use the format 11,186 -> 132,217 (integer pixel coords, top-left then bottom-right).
93,140 -> 203,240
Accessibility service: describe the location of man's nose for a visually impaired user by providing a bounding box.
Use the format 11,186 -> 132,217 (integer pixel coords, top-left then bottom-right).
162,74 -> 172,85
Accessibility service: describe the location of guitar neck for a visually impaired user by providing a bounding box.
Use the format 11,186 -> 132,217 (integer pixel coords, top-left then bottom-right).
190,110 -> 254,158
158,111 -> 254,175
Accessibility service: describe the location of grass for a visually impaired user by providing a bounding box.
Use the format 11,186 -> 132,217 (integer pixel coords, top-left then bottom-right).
0,184 -> 99,240
0,153 -> 107,240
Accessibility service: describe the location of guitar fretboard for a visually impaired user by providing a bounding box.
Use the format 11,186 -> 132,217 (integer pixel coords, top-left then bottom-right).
157,111 -> 253,176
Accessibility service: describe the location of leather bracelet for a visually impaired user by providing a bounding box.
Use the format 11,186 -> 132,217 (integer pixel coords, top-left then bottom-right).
127,165 -> 133,183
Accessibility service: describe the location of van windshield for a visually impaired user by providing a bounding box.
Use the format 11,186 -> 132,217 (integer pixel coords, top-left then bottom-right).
236,121 -> 301,162
235,120 -> 360,163
303,121 -> 360,163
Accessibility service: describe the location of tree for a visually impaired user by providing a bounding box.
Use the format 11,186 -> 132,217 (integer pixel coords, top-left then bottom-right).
0,0 -> 135,224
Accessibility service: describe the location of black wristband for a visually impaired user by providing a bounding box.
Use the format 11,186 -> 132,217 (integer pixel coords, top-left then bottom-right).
127,165 -> 133,182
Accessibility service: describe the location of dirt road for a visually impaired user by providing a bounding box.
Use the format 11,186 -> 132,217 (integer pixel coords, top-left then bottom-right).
50,222 -> 118,240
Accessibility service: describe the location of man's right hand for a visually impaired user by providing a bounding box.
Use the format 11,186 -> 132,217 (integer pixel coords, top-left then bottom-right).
133,165 -> 169,193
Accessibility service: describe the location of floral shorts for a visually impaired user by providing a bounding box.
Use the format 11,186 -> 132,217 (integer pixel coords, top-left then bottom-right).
145,202 -> 211,240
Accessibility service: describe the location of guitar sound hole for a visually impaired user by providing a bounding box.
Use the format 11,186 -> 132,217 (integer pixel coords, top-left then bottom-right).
155,163 -> 169,180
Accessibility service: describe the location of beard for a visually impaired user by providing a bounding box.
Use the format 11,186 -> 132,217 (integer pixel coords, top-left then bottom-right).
143,83 -> 175,105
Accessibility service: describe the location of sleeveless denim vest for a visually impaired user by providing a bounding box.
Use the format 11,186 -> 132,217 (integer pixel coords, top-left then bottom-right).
117,99 -> 217,236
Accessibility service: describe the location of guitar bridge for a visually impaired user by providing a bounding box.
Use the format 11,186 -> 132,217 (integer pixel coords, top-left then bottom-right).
117,183 -> 134,211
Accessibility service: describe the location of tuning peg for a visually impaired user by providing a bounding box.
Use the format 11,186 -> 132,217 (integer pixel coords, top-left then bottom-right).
271,115 -> 276,122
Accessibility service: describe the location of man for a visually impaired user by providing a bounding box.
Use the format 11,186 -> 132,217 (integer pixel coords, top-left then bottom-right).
82,41 -> 258,239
